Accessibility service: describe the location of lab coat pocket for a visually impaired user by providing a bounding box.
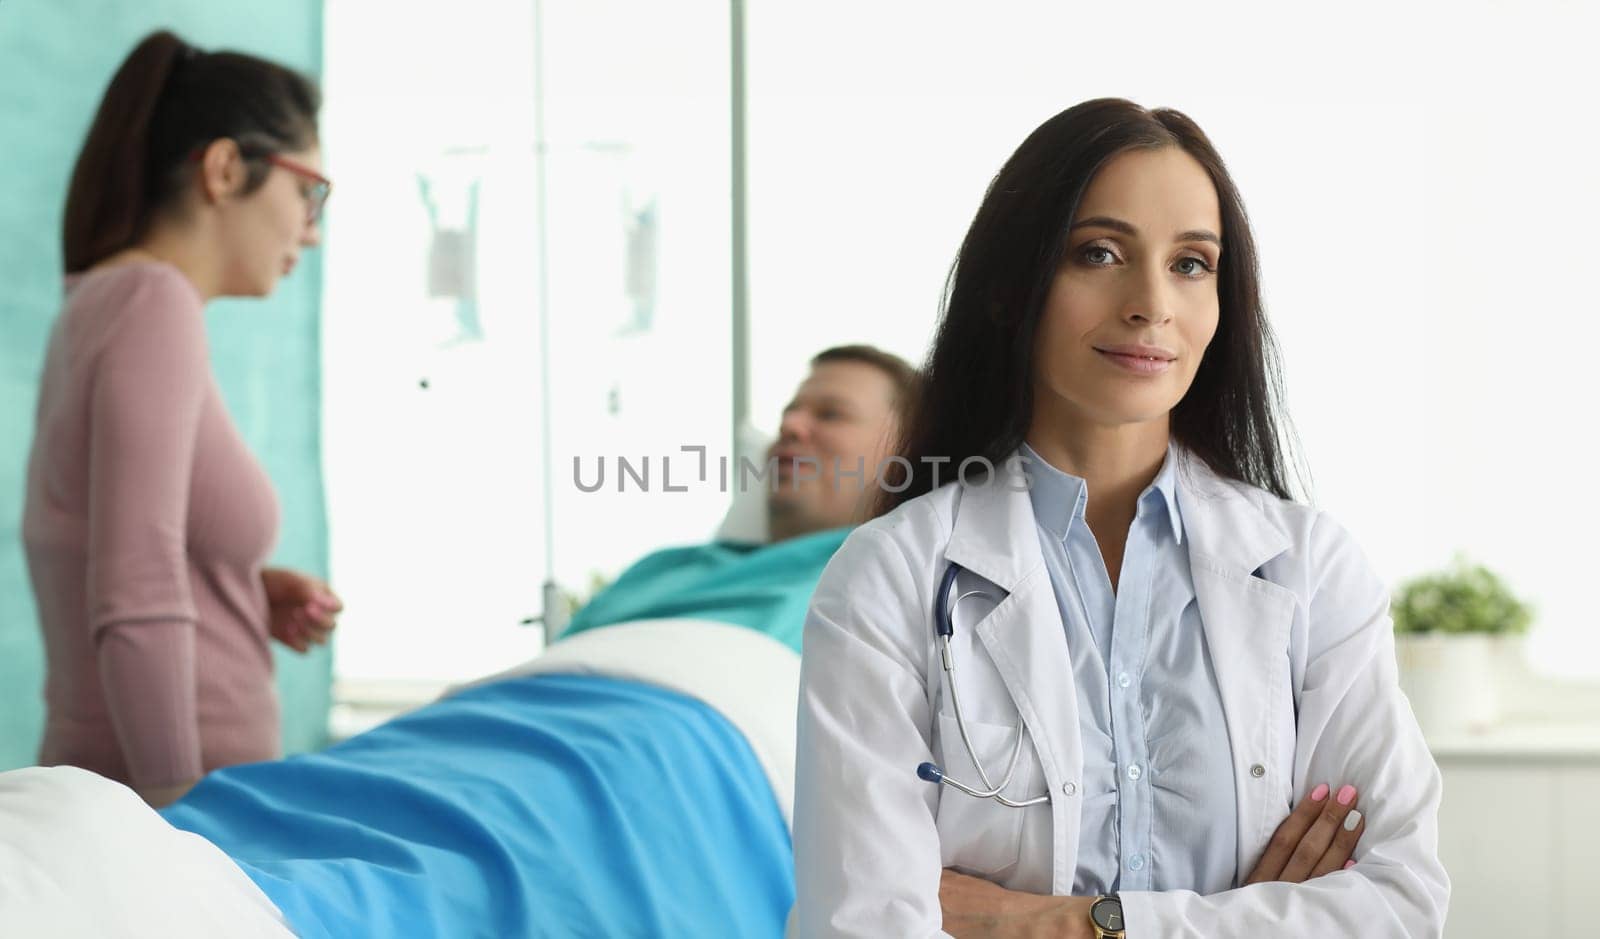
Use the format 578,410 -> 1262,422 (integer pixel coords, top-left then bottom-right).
1240,605 -> 1300,868
933,713 -> 1036,878
1266,646 -> 1299,821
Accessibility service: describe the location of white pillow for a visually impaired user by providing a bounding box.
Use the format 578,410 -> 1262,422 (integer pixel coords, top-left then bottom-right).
713,422 -> 773,543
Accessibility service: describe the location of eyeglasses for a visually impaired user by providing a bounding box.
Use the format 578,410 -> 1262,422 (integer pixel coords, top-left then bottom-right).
186,144 -> 332,226
264,154 -> 332,226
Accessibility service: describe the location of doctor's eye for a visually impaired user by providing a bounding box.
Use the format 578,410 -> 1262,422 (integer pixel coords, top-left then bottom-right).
1080,245 -> 1120,266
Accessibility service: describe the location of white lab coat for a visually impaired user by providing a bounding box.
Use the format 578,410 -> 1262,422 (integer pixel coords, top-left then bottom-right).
790,448 -> 1449,937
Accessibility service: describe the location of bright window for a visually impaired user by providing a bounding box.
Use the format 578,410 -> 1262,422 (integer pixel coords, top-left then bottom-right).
324,0 -> 1599,683
322,0 -> 730,683
743,0 -> 1600,677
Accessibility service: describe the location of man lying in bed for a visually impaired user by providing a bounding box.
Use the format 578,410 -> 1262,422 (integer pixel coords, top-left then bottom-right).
559,343 -> 920,653
0,344 -> 918,939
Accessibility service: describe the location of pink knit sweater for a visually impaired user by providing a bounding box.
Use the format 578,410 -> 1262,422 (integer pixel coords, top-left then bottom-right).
22,260 -> 283,788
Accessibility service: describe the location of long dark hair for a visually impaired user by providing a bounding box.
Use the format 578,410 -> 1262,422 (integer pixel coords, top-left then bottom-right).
880,98 -> 1307,515
62,30 -> 320,273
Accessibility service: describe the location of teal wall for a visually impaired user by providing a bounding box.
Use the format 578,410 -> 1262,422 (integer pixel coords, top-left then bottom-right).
0,3 -> 330,769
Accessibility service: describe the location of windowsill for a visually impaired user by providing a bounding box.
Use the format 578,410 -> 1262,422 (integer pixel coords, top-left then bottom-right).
1494,646 -> 1600,721
1427,645 -> 1600,762
1427,721 -> 1600,762
322,642 -> 1600,755
327,677 -> 454,744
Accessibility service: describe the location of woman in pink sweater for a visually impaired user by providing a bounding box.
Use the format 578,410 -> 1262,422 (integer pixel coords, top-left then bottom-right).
23,31 -> 342,808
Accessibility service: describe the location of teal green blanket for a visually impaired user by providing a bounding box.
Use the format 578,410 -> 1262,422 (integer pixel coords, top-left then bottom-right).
560,527 -> 850,653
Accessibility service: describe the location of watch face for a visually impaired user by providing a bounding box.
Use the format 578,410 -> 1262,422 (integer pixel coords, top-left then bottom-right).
1091,897 -> 1124,930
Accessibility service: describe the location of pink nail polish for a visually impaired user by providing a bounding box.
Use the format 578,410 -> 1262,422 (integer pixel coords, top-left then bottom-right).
1311,783 -> 1330,801
1343,859 -> 1356,870
1337,785 -> 1356,806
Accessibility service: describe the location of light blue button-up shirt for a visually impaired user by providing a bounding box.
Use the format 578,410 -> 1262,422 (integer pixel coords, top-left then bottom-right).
1020,441 -> 1237,896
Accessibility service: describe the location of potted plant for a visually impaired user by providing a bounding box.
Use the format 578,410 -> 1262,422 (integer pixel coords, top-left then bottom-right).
1392,554 -> 1532,736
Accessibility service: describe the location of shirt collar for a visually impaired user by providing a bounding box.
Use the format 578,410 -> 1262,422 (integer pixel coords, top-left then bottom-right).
1019,440 -> 1185,546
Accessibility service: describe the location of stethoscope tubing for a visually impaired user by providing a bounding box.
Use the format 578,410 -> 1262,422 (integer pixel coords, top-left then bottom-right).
917,561 -> 1050,809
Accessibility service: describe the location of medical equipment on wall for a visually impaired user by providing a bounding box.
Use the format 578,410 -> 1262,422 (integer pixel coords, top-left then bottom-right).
915,562 -> 1051,808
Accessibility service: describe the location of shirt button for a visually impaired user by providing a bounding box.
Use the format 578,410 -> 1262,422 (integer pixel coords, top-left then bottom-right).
1117,672 -> 1131,688
1062,781 -> 1077,796
1250,763 -> 1266,778
1126,763 -> 1142,782
1128,854 -> 1145,871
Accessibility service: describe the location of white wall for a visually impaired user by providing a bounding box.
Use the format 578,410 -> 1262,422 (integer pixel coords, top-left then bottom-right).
744,0 -> 1600,677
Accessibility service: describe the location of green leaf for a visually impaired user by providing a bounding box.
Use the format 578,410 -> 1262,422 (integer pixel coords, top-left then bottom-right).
1391,553 -> 1533,636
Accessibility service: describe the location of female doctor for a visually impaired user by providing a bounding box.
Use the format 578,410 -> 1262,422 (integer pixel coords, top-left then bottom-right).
790,99 -> 1449,938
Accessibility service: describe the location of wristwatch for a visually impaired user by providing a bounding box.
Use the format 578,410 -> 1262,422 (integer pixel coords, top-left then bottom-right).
1089,894 -> 1125,938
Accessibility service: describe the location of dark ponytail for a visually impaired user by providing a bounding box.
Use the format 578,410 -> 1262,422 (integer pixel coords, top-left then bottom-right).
62,30 -> 320,273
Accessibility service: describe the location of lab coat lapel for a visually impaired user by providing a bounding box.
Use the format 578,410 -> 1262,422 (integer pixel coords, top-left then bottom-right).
942,450 -> 1300,888
945,456 -> 1083,893
1174,450 -> 1298,880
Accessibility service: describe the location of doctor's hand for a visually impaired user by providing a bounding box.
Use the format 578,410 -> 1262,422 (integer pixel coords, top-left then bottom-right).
939,868 -> 1097,939
1244,781 -> 1367,885
262,567 -> 343,653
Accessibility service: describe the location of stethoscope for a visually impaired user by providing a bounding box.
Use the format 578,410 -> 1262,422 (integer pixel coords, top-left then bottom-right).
914,561 -> 1050,808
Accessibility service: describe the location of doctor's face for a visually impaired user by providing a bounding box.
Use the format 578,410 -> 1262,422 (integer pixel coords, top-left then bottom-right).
1032,146 -> 1222,432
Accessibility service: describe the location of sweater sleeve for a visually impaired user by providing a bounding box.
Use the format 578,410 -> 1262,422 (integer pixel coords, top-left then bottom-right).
85,271 -> 208,785
96,623 -> 202,786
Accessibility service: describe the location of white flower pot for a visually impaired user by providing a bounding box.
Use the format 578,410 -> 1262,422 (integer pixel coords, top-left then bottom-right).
1394,633 -> 1499,736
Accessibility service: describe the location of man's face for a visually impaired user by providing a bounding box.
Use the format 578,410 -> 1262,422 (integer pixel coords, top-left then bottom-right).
765,360 -> 900,538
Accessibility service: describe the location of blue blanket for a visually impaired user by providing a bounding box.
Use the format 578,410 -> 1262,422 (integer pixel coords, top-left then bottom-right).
162,674 -> 793,938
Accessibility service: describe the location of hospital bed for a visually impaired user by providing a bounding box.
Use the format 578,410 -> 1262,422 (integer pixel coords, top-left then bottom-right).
0,618 -> 801,938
